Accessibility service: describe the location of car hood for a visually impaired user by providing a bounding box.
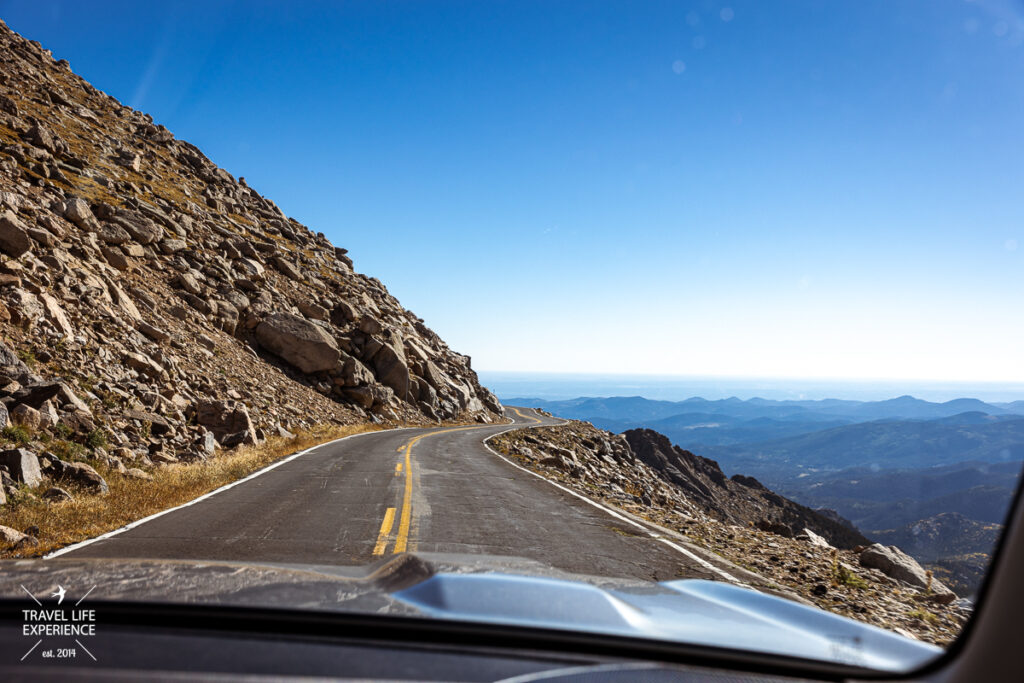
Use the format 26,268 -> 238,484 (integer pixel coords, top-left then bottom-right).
1,553 -> 941,672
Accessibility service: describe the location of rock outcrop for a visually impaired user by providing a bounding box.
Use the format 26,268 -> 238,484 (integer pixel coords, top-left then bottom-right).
195,399 -> 257,449
255,313 -> 340,374
622,428 -> 870,549
0,19 -> 501,505
0,448 -> 41,487
43,456 -> 109,495
859,543 -> 956,603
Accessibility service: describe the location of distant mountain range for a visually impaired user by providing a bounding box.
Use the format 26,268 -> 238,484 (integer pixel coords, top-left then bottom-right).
512,395 -> 1024,424
513,395 -> 1024,478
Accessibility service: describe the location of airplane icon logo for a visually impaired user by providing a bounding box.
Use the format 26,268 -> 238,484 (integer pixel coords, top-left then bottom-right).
51,586 -> 66,605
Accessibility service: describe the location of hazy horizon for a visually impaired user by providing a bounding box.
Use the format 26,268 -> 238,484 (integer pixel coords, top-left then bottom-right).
481,371 -> 1024,404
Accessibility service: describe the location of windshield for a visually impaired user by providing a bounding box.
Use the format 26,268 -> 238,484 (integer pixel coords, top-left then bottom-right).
1,0 -> 1022,676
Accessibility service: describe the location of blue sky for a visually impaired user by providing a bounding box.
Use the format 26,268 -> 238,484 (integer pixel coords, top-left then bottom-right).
3,1 -> 1022,382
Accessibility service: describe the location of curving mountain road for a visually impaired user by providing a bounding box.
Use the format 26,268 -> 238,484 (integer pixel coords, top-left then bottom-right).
57,408 -> 740,583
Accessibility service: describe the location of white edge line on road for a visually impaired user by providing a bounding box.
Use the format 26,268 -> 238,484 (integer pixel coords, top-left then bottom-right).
44,426 -> 422,559
485,410 -> 744,585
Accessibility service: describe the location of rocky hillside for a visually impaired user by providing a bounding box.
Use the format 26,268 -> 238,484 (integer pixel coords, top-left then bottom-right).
0,20 -> 500,498
621,428 -> 870,548
492,419 -> 968,645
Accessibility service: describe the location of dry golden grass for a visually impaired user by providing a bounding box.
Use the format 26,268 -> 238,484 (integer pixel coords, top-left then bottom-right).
0,423 -> 382,558
227,212 -> 255,227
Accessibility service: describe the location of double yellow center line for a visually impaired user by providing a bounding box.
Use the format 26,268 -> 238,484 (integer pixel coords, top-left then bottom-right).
371,508 -> 396,555
511,406 -> 541,424
372,424 -> 499,556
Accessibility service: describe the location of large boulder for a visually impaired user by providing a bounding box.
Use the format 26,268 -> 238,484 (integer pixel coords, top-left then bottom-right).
371,331 -> 411,401
334,247 -> 354,269
339,353 -> 375,387
6,289 -> 44,328
343,383 -> 393,412
342,386 -> 375,410
417,379 -> 439,410
97,222 -> 132,245
255,313 -> 339,373
24,120 -> 66,155
101,277 -> 142,323
271,256 -> 302,280
418,360 -> 446,391
159,238 -> 187,254
49,459 -> 109,494
797,527 -> 833,549
176,271 -> 202,296
0,525 -> 29,546
447,379 -> 473,410
213,300 -> 240,335
124,409 -> 175,437
117,149 -> 142,172
330,301 -> 357,325
196,399 -> 258,447
9,404 -> 41,430
0,448 -> 41,487
111,210 -> 161,244
0,210 -> 32,258
0,340 -> 31,375
297,300 -> 328,321
39,293 -> 74,337
478,386 -> 503,414
63,198 -> 99,231
859,543 -> 956,602
124,351 -> 165,379
12,381 -> 91,414
0,95 -> 18,117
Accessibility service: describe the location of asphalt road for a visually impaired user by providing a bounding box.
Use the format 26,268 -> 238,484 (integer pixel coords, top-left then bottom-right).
62,408 -> 728,582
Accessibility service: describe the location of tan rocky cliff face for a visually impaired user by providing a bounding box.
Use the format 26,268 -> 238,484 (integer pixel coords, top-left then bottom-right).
0,20 -> 501,475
